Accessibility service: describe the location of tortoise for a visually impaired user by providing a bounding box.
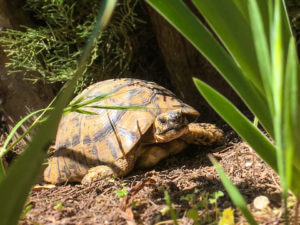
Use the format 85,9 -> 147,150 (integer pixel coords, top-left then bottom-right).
43,78 -> 223,184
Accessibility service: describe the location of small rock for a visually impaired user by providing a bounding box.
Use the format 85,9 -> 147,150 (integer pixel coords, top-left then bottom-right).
253,195 -> 270,210
245,161 -> 253,167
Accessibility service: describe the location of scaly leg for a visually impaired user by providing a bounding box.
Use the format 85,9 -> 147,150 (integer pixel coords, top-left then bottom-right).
181,123 -> 223,145
136,139 -> 187,168
81,152 -> 136,184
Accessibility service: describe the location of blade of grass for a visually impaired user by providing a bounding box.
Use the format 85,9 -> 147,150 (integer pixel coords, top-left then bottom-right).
0,82 -> 75,225
67,92 -> 113,109
87,105 -> 147,110
63,93 -> 112,114
0,112 -> 38,179
233,0 -> 270,39
0,109 -> 43,178
193,78 -> 276,170
232,0 -> 248,20
283,37 -> 298,188
0,1 -> 117,224
0,95 -> 57,161
164,191 -> 178,225
209,155 -> 258,225
146,0 -> 274,137
271,3 -> 288,220
0,109 -> 44,156
248,0 -> 273,110
192,0 -> 262,93
0,106 -> 54,180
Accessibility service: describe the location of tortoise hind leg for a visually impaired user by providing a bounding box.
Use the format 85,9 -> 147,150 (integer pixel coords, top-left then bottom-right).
181,123 -> 223,145
81,152 -> 136,184
135,145 -> 169,169
136,140 -> 187,169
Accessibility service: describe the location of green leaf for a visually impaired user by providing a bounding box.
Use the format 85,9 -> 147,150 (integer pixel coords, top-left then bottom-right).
209,156 -> 258,225
248,0 -> 272,108
73,109 -> 99,115
87,105 -> 147,110
283,37 -> 298,188
0,77 -> 74,225
67,92 -> 113,110
192,0 -> 262,93
272,0 -> 285,189
232,0 -> 248,20
0,109 -> 45,179
164,191 -> 178,225
53,201 -> 63,211
0,1 -> 117,224
146,0 -> 273,138
193,78 -> 300,195
193,78 -> 277,170
186,208 -> 200,225
0,109 -> 44,157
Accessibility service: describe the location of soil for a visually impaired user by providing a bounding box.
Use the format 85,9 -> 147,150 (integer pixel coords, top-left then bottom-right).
0,117 -> 295,225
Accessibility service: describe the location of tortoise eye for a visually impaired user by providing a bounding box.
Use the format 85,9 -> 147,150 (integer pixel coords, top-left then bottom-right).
159,117 -> 167,124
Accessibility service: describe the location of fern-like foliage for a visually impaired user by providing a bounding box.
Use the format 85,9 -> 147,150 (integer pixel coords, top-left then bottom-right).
0,0 -> 140,92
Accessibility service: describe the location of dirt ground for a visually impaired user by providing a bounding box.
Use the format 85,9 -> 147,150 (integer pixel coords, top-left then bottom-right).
0,119 -> 294,225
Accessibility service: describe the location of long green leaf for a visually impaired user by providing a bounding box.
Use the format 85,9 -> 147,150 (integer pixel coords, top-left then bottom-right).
193,78 -> 300,195
284,37 -> 298,188
232,0 -> 248,20
0,109 -> 44,156
272,0 -> 287,206
0,84 -> 74,225
0,109 -> 44,179
0,1 -> 117,224
146,0 -> 274,137
164,191 -> 178,225
209,155 -> 258,225
192,0 -> 262,93
248,0 -> 273,110
193,78 -> 277,170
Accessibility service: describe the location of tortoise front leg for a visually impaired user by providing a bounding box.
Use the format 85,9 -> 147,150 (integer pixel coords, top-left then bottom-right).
181,123 -> 223,145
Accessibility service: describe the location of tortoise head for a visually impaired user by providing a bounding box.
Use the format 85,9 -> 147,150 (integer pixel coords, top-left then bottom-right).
154,109 -> 194,142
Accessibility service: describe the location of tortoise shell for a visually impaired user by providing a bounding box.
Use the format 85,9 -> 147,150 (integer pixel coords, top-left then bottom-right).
44,78 -> 199,183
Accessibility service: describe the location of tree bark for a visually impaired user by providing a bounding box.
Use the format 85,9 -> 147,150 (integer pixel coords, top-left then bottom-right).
146,4 -> 243,118
0,0 -> 55,143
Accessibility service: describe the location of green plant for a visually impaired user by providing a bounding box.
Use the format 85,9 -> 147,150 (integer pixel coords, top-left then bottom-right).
53,201 -> 63,211
0,1 -> 117,225
146,0 -> 299,224
0,0 -> 139,92
21,204 -> 33,219
209,191 -> 224,220
164,191 -> 179,225
180,190 -> 224,224
115,183 -> 129,200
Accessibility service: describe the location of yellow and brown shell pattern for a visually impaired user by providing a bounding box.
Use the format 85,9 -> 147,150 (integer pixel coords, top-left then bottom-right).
44,78 -> 199,183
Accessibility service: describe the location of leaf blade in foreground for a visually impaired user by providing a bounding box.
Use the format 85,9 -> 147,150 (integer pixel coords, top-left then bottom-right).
146,0 -> 273,137
209,155 -> 258,225
0,1 -> 117,224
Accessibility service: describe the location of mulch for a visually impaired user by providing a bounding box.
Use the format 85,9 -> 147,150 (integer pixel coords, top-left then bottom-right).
8,123 -> 291,225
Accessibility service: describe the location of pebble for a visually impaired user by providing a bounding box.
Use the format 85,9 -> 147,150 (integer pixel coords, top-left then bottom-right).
253,195 -> 270,210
